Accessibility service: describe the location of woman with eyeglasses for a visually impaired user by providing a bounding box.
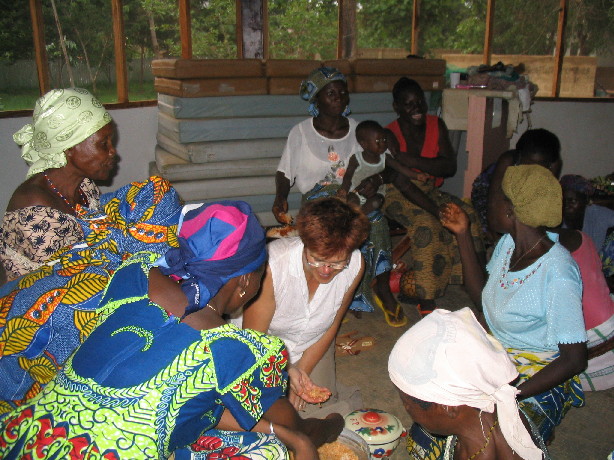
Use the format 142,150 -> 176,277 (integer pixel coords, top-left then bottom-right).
273,66 -> 406,327
234,197 -> 369,414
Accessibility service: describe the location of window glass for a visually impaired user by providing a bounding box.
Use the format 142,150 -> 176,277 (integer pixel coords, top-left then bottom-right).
356,1 -> 412,58
0,1 -> 38,111
41,0 -> 119,102
191,0 -> 237,59
491,0 -> 559,97
566,1 -> 613,97
124,0 -> 179,102
268,0 -> 338,59
419,0 -> 486,58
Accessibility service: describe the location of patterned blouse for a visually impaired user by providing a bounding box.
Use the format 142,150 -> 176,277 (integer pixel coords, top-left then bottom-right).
0,178 -> 100,281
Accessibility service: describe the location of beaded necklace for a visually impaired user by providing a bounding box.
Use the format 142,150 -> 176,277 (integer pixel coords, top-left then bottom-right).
465,420 -> 498,460
43,172 -> 87,212
499,239 -> 545,289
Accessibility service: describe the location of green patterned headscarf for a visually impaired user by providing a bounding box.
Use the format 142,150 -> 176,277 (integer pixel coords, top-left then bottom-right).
14,88 -> 112,179
502,164 -> 562,228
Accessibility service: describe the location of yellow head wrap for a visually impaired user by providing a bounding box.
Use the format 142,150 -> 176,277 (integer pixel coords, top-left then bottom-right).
13,88 -> 112,179
502,164 -> 562,228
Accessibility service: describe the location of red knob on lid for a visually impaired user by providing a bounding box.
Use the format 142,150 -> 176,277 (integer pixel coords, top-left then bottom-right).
362,411 -> 382,423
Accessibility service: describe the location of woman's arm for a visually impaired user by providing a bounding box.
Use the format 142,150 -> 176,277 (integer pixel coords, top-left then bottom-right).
273,171 -> 291,224
386,155 -> 428,182
395,118 -> 457,178
440,203 -> 486,308
216,399 -> 344,459
391,170 -> 440,216
337,155 -> 359,198
241,263 -> 276,333
516,342 -> 588,399
294,257 -> 364,377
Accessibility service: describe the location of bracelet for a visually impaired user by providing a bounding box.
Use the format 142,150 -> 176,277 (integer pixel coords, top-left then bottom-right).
269,421 -> 275,435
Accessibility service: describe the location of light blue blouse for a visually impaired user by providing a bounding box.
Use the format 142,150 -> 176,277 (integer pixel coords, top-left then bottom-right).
483,232 -> 587,351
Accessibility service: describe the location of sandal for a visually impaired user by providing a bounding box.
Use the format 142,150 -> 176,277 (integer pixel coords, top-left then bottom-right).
416,303 -> 436,318
374,295 -> 408,328
335,333 -> 376,356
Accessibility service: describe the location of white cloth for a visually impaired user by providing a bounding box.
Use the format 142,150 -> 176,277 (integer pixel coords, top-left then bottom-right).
389,308 -> 542,460
277,118 -> 361,194
580,313 -> 614,391
350,150 -> 387,196
260,237 -> 361,364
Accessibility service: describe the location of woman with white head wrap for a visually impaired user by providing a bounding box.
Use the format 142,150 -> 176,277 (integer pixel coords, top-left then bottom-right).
0,88 -> 116,281
426,164 -> 587,457
389,308 -> 547,460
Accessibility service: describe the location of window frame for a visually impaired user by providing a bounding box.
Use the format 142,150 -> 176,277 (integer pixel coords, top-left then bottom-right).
0,0 -> 608,118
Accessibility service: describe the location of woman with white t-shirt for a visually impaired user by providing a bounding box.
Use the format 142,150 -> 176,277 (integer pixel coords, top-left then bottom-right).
239,197 -> 368,414
272,66 -> 406,327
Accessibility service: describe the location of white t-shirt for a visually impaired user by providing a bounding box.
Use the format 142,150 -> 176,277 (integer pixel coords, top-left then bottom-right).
277,118 -> 361,194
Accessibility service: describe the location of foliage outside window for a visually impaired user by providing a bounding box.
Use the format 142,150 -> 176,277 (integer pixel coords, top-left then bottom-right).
268,0 -> 338,60
0,0 -> 613,112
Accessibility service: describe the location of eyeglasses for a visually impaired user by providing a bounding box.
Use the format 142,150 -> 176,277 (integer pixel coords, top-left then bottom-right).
304,251 -> 349,270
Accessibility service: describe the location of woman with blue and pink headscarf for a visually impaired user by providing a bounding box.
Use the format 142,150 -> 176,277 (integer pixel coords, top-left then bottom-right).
0,201 -> 344,459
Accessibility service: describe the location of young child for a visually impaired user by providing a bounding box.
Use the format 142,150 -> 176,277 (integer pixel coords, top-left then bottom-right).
338,120 -> 427,214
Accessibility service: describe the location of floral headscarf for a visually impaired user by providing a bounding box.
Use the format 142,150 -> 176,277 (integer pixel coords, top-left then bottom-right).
14,88 -> 112,179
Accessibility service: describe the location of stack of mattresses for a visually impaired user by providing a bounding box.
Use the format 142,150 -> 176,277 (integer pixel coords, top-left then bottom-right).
351,59 -> 446,93
152,58 -> 445,226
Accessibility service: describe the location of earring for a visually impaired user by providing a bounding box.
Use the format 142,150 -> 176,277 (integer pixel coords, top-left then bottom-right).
239,290 -> 246,298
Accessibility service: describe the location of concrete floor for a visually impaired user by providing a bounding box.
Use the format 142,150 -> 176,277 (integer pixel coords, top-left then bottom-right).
335,285 -> 614,460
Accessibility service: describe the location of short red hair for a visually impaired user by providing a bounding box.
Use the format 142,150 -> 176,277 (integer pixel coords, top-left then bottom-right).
296,197 -> 370,258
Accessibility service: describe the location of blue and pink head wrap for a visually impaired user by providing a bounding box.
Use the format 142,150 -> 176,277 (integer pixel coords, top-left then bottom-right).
156,201 -> 266,317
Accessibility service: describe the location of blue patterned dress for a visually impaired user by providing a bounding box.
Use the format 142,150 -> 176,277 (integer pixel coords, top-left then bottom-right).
0,252 -> 289,459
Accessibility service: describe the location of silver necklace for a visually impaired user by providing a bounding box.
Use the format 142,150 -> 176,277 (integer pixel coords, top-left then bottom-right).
510,235 -> 546,271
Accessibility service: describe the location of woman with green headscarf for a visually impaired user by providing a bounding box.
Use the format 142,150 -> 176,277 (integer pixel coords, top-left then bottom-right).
0,88 -> 116,282
438,164 -> 587,444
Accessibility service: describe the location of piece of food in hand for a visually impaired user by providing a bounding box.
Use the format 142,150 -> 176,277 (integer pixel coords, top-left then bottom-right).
303,385 -> 332,403
266,225 -> 298,239
277,212 -> 294,225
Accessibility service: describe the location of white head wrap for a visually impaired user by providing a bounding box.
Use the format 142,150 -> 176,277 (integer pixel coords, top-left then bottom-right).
388,308 -> 542,460
13,88 -> 112,179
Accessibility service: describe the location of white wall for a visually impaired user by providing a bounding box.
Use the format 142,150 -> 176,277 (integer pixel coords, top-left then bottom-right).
0,100 -> 612,213
511,100 -> 614,178
0,106 -> 158,212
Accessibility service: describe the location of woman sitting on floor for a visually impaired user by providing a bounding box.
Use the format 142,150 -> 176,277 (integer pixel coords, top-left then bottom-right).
439,164 -> 587,445
382,77 -> 485,316
0,89 -> 182,413
0,201 -> 344,459
235,197 -> 368,415
273,66 -> 405,327
1,88 -> 116,283
389,308 -> 548,460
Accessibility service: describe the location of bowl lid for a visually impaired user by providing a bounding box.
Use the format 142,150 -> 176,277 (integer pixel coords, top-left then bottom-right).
344,408 -> 405,445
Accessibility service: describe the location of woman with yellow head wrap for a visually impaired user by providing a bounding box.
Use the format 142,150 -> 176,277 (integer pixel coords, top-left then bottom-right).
404,163 -> 588,459
0,88 -> 116,282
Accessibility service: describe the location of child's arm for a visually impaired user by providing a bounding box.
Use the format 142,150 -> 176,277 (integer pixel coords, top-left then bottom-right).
337,155 -> 359,198
386,154 -> 428,182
